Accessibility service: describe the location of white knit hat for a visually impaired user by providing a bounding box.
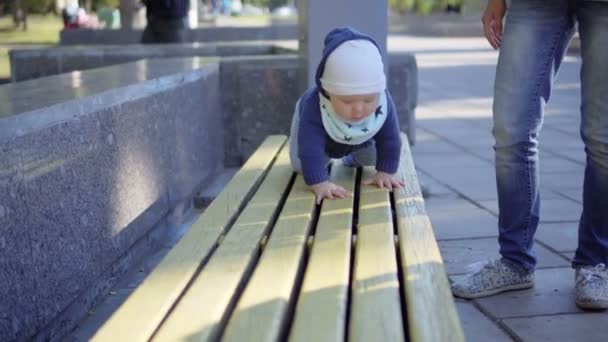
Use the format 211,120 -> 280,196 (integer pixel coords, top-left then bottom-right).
320,39 -> 386,96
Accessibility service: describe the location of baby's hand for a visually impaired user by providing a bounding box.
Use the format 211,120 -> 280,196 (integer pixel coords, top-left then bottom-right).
310,181 -> 349,204
363,171 -> 405,191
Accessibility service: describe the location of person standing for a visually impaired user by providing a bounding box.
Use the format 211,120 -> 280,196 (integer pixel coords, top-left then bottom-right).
451,0 -> 608,310
141,0 -> 189,44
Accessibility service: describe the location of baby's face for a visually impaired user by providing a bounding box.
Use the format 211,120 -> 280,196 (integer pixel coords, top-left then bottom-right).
329,93 -> 379,123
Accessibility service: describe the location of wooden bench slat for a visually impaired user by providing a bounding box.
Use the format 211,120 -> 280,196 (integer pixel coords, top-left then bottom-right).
288,162 -> 355,342
221,175 -> 316,342
152,142 -> 294,341
91,135 -> 287,342
394,133 -> 465,342
349,166 -> 405,342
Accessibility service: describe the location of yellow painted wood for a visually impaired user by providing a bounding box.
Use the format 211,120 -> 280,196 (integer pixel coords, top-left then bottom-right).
349,166 -> 405,342
91,135 -> 287,342
394,133 -> 465,342
222,175 -> 316,342
289,162 -> 355,342
152,142 -> 294,342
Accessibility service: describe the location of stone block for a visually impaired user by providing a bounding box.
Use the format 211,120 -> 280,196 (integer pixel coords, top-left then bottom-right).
10,43 -> 275,82
0,58 -> 223,341
59,26 -> 298,45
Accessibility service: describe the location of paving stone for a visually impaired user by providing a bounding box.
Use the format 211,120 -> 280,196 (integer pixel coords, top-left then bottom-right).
413,155 -> 490,173
503,313 -> 608,342
535,223 -> 579,253
549,148 -> 586,164
455,300 -> 514,342
412,141 -> 464,154
464,147 -> 494,162
477,198 -> 582,223
563,252 -> 576,261
553,188 -> 582,204
412,129 -> 463,154
542,172 -> 586,191
416,171 -> 458,198
447,179 -> 498,201
415,165 -> 499,201
474,268 -> 583,318
538,156 -> 584,174
540,129 -> 585,150
439,238 -> 569,276
425,198 -> 498,240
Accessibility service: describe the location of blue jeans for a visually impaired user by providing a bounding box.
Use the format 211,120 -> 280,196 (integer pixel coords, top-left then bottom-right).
494,0 -> 608,273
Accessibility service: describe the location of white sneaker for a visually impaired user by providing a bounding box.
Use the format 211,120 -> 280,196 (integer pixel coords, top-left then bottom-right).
451,258 -> 534,299
575,263 -> 608,310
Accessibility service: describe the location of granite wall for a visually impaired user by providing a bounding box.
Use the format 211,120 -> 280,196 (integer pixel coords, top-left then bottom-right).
0,58 -> 223,341
9,42 -> 284,82
59,25 -> 298,45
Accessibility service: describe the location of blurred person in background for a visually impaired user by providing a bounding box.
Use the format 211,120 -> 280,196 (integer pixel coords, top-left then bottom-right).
141,0 -> 189,43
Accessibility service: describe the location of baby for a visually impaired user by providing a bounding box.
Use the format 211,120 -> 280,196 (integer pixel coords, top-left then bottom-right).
289,27 -> 404,203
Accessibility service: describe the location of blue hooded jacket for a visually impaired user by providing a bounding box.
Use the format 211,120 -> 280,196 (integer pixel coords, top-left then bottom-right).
296,27 -> 402,185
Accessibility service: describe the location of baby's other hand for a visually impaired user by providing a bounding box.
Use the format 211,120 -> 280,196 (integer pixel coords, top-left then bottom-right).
363,171 -> 405,191
310,181 -> 349,204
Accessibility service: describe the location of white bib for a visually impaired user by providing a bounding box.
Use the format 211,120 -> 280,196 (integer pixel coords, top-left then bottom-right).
319,92 -> 387,145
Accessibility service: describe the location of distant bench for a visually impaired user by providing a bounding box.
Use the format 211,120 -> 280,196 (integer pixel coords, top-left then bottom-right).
92,133 -> 463,342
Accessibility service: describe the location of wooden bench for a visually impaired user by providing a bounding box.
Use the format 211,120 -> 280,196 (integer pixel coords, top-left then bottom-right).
91,133 -> 463,342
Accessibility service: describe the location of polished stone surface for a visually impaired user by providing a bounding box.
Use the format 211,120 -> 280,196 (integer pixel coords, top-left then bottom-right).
59,25 -> 298,45
1,57 -> 217,140
0,58 -> 223,340
220,55 -> 300,166
10,42 -> 281,82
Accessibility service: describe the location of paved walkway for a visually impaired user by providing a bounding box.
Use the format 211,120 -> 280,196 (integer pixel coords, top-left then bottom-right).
389,35 -> 608,341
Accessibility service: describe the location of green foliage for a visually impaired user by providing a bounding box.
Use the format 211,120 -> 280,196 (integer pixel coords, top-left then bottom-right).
243,0 -> 270,7
23,0 -> 55,14
389,0 -> 463,14
93,0 -> 120,10
389,0 -> 416,13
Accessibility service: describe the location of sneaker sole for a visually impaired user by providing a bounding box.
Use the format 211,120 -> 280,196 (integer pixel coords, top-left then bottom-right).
575,299 -> 608,310
452,282 -> 534,299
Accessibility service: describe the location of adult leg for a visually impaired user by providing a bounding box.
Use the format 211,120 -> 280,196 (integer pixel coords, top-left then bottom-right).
573,1 -> 608,269
492,0 -> 575,273
452,0 -> 576,298
572,1 -> 608,310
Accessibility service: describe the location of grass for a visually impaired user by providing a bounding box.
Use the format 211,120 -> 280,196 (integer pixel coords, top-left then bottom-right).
0,14 -> 62,79
0,14 -> 62,44
208,14 -> 277,27
0,47 -> 9,79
